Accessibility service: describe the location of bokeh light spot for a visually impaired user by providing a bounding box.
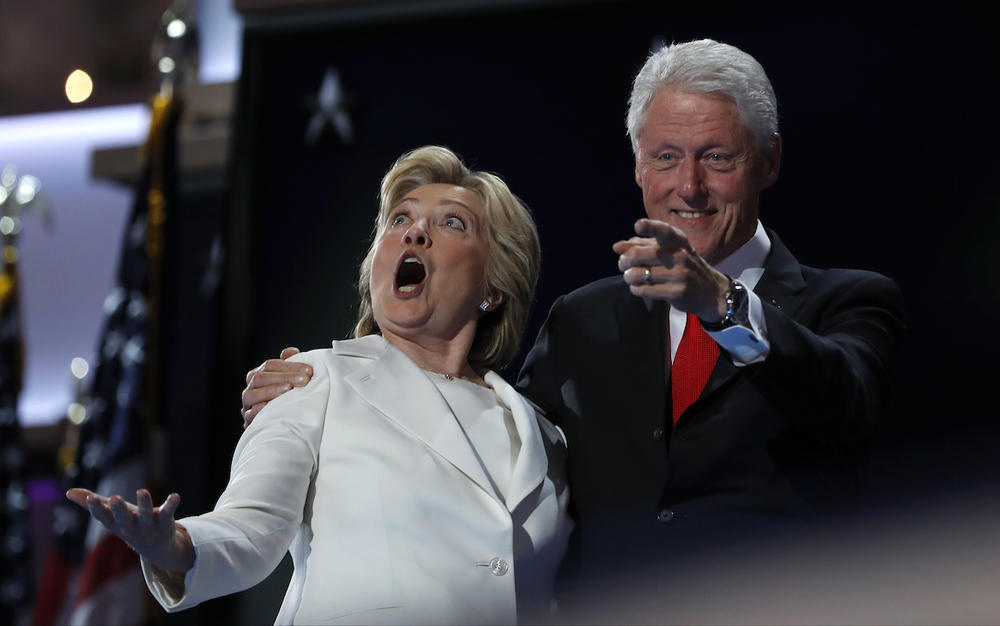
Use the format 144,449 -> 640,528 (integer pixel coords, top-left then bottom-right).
166,19 -> 187,38
65,69 -> 94,104
70,357 -> 90,379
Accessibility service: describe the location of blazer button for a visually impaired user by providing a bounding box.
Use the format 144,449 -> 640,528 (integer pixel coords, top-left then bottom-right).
657,509 -> 675,523
489,557 -> 509,576
652,427 -> 664,441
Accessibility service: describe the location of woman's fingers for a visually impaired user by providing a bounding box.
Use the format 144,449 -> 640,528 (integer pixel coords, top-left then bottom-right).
84,494 -> 116,529
66,487 -> 94,509
67,487 -> 185,566
109,495 -> 134,528
158,493 -> 181,528
136,489 -> 154,525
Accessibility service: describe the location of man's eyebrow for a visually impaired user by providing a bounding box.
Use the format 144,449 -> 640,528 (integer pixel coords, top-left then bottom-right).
646,140 -> 679,151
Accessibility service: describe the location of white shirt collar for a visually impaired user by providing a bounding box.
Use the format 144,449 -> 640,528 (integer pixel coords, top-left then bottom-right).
715,220 -> 771,290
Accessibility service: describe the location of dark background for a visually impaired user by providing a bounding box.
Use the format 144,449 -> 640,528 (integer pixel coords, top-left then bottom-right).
155,1 -> 999,622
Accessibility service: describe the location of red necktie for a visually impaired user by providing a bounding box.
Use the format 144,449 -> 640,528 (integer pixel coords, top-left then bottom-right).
671,313 -> 720,424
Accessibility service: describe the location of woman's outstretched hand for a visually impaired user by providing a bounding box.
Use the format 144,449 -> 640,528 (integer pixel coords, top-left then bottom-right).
66,488 -> 195,574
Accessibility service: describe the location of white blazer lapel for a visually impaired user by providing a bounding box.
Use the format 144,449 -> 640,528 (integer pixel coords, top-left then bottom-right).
486,372 -> 547,512
342,338 -> 497,500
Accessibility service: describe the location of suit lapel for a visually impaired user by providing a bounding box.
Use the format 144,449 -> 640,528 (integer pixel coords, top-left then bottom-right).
487,372 -> 547,512
343,340 -> 496,501
752,230 -> 807,314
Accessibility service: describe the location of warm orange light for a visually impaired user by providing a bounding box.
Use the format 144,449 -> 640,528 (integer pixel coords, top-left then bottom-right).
65,69 -> 94,104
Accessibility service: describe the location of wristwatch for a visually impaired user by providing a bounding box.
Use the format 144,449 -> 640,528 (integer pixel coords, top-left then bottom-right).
702,277 -> 749,331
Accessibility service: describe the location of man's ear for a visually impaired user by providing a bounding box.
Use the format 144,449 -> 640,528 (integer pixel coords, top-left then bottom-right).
634,151 -> 643,187
761,132 -> 782,189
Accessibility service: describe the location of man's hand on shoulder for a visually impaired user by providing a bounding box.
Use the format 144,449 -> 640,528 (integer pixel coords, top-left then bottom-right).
613,218 -> 730,323
241,347 -> 313,428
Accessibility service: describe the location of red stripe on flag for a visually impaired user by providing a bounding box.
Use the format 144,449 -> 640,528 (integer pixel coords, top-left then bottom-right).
30,550 -> 74,626
74,534 -> 140,606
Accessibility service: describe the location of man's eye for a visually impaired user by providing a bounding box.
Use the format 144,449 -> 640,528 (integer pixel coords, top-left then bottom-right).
704,153 -> 737,171
657,153 -> 674,162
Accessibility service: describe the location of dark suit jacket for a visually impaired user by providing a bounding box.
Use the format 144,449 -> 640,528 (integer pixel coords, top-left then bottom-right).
516,230 -> 905,595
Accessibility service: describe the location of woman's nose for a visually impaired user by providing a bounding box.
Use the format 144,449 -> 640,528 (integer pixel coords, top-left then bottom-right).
403,220 -> 430,247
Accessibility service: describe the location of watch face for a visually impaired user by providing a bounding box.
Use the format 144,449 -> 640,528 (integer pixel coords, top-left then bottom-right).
703,280 -> 749,331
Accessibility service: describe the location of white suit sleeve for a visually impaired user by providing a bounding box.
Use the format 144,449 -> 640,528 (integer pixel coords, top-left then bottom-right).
142,353 -> 331,612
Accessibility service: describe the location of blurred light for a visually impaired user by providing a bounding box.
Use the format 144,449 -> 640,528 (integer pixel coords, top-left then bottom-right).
0,166 -> 16,188
14,175 -> 39,204
6,533 -> 25,554
158,57 -> 176,74
197,0 -> 242,82
0,216 -> 17,235
70,357 -> 90,379
166,18 -> 187,38
0,187 -> 7,205
3,246 -> 18,264
6,487 -> 29,512
65,69 -> 94,104
67,402 -> 87,425
0,104 -> 148,145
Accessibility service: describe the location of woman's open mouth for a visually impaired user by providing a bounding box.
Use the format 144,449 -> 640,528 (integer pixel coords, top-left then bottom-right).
394,253 -> 426,296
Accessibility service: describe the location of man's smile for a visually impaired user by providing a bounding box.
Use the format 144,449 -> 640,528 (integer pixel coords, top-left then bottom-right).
673,209 -> 718,219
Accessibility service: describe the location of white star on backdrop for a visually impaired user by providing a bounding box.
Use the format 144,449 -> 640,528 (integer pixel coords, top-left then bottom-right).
305,67 -> 355,146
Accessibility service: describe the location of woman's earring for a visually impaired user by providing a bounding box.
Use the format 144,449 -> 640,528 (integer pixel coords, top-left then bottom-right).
479,300 -> 490,312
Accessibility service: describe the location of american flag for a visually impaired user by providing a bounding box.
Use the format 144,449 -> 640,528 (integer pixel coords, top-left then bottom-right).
31,92 -> 181,626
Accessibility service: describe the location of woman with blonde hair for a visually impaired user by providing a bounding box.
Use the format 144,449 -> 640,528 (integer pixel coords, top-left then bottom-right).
68,146 -> 572,625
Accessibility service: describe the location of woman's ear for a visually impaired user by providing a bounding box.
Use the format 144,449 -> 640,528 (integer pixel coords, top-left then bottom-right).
483,289 -> 504,312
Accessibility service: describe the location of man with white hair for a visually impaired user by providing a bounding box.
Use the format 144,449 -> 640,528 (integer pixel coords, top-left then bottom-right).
514,37 -> 903,595
243,39 -> 904,606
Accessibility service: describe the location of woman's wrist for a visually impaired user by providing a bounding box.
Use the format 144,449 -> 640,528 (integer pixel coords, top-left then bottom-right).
146,524 -> 195,574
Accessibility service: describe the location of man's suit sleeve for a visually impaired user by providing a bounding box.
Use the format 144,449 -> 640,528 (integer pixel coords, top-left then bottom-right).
516,295 -> 568,420
752,270 -> 904,442
142,352 -> 331,612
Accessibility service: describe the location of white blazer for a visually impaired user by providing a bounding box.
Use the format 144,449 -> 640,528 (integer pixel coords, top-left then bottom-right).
142,335 -> 572,625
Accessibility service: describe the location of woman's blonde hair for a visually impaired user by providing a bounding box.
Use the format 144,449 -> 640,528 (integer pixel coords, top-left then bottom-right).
355,146 -> 541,373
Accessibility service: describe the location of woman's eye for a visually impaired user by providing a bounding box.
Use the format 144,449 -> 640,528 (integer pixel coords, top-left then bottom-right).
391,214 -> 408,226
444,217 -> 466,230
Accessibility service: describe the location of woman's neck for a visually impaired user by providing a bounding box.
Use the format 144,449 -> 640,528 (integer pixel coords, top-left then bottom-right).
380,328 -> 485,385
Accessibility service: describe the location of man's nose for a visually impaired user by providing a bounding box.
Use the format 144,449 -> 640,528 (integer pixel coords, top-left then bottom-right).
676,159 -> 707,204
403,220 -> 430,247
